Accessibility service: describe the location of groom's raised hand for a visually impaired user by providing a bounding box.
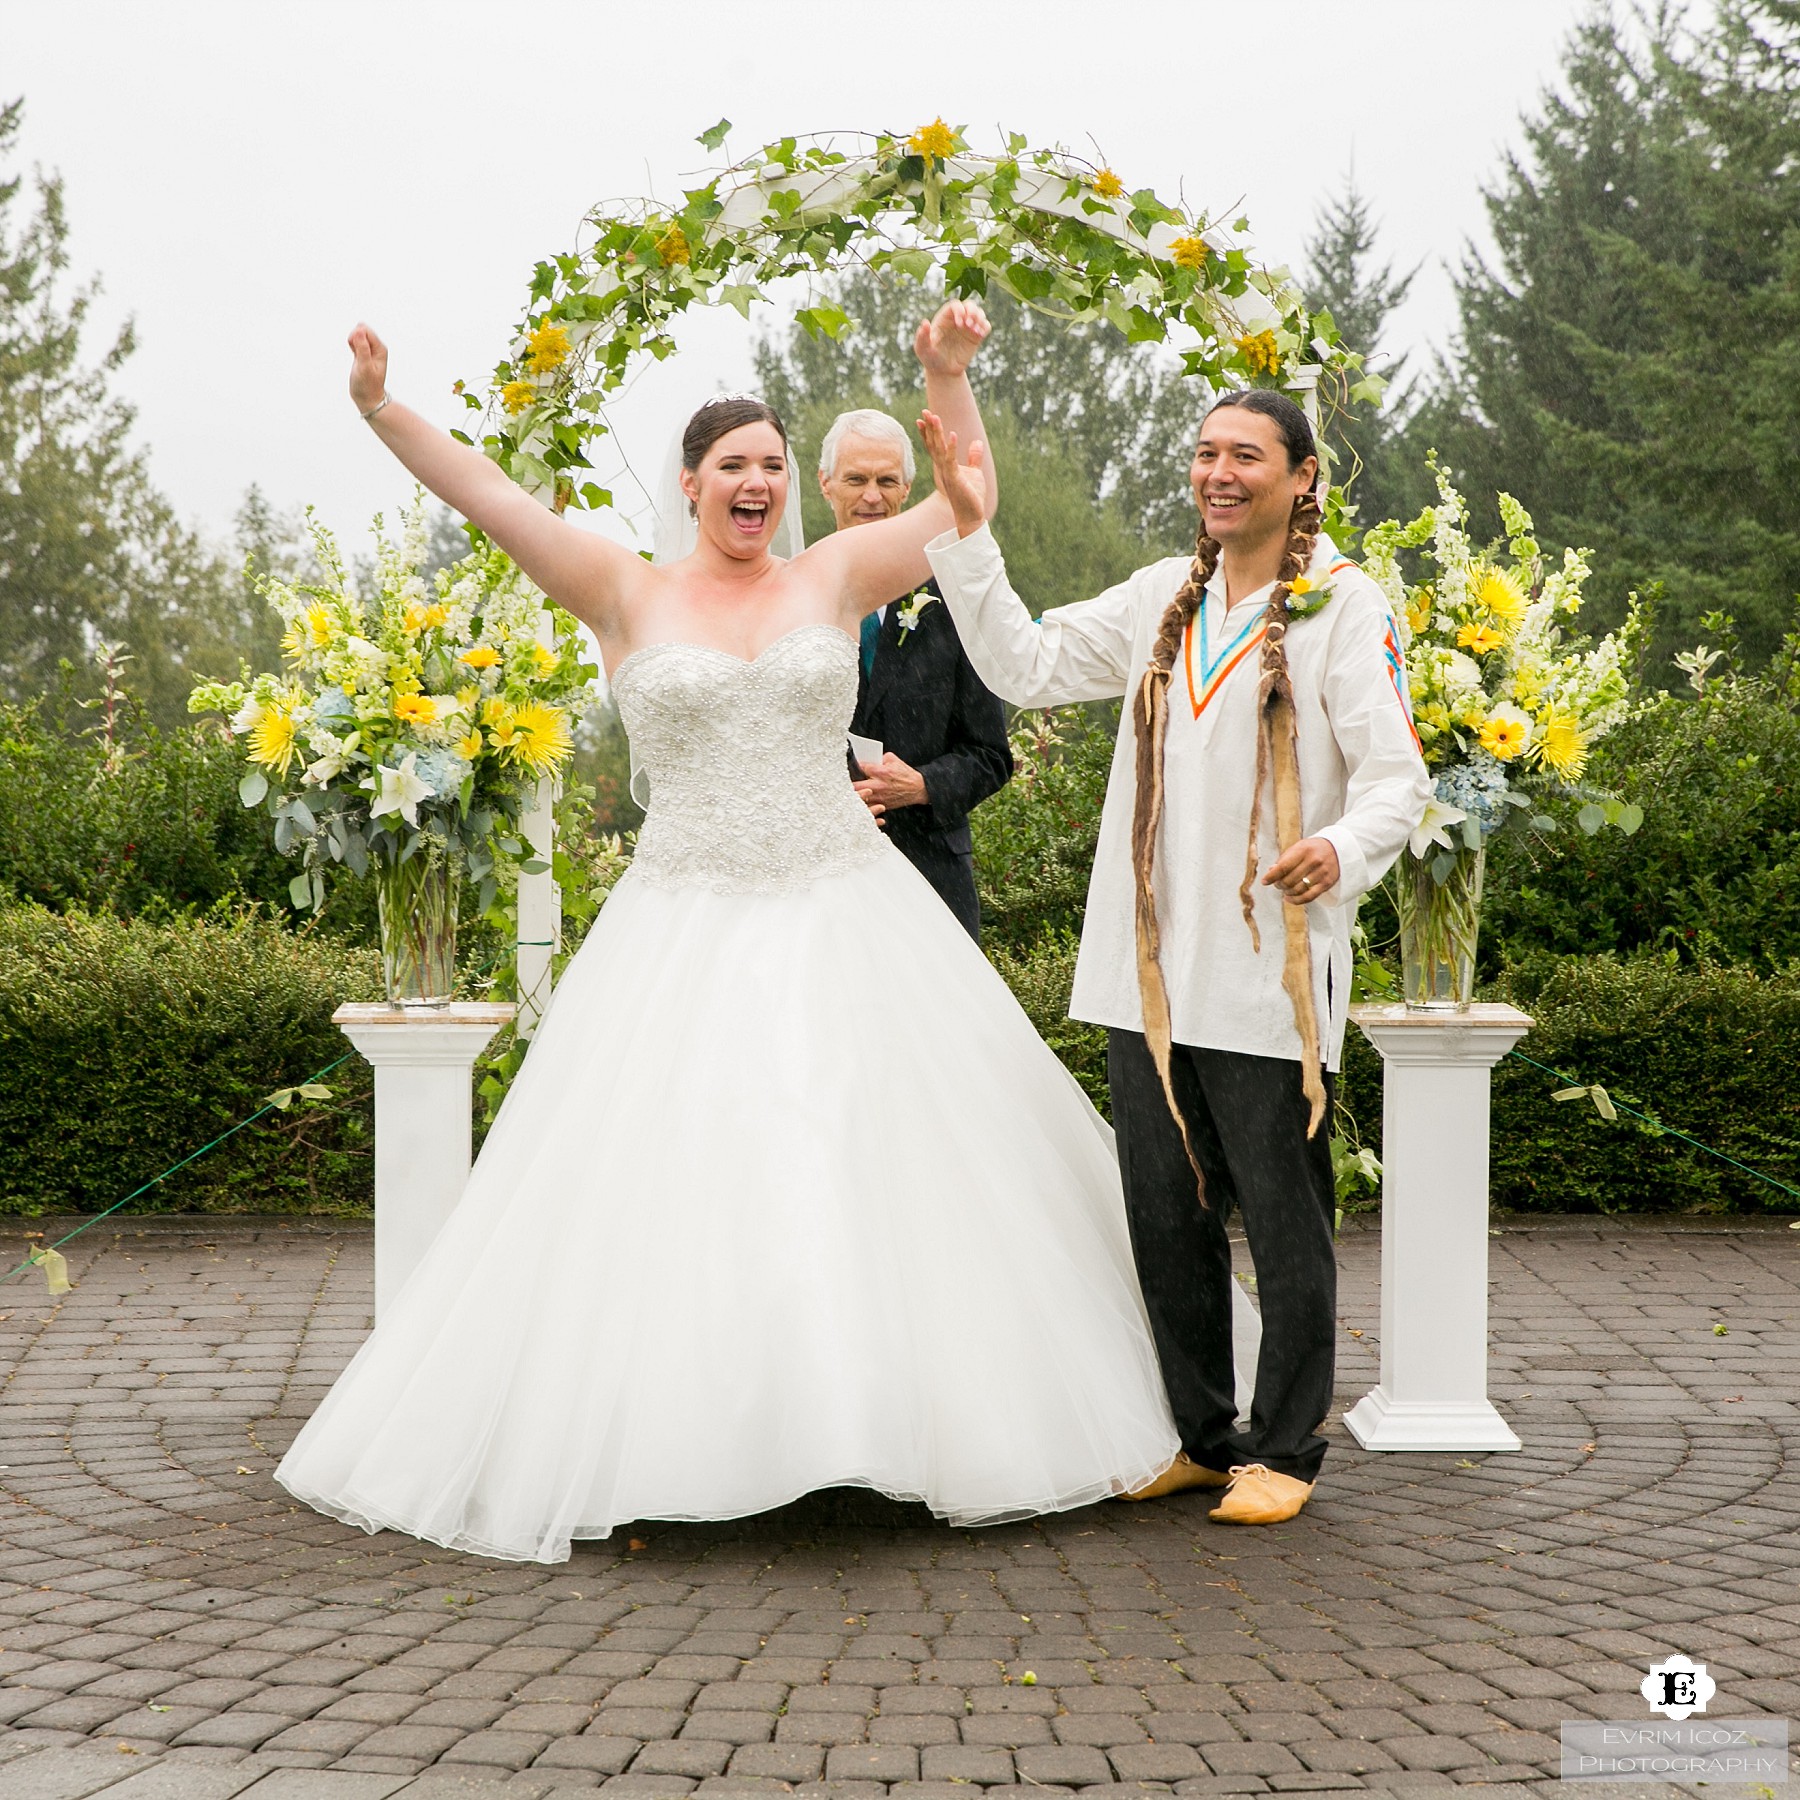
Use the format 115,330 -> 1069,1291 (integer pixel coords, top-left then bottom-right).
919,412 -> 988,540
914,299 -> 990,377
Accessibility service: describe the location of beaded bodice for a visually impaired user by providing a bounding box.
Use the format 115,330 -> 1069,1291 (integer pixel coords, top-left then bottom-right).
611,624 -> 887,894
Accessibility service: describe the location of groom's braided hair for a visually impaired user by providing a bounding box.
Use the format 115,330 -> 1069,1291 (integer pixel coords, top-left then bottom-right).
1129,391 -> 1329,1200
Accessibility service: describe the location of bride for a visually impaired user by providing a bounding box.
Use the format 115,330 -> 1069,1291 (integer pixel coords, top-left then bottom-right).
276,301 -> 1188,1563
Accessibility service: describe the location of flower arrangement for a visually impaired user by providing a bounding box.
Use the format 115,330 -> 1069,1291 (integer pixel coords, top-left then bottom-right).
469,122 -> 1382,537
1363,464 -> 1641,1005
189,496 -> 595,1000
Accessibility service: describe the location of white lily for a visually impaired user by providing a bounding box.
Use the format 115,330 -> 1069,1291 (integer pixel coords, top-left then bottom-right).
369,752 -> 433,827
1409,799 -> 1470,859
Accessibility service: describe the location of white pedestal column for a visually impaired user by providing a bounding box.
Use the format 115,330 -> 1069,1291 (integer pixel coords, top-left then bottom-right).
333,1003 -> 516,1317
1343,1003 -> 1532,1453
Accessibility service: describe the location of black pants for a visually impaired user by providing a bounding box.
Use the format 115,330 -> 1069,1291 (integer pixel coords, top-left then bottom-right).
1108,1029 -> 1338,1482
892,836 -> 981,941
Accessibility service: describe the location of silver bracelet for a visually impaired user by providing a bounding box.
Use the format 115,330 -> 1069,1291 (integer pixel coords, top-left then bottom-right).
360,395 -> 391,423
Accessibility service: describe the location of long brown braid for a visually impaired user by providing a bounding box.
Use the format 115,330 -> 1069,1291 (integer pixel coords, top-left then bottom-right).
1130,398 -> 1329,1201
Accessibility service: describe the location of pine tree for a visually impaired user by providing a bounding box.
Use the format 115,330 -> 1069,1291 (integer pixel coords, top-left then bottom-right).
1421,4 -> 1800,665
1301,173 -> 1426,535
0,100 -> 259,723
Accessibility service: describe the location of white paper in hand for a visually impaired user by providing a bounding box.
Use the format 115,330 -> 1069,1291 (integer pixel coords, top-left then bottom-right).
848,733 -> 883,772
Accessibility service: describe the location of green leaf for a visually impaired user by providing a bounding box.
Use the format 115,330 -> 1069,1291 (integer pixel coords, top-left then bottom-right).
1613,801 -> 1644,835
696,118 -> 732,152
297,1083 -> 333,1101
288,872 -> 313,910
1577,802 -> 1607,835
238,770 -> 268,807
794,303 -> 851,340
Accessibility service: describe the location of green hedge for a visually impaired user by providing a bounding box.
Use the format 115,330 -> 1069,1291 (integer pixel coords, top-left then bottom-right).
1338,951 -> 1800,1215
0,903 -> 380,1217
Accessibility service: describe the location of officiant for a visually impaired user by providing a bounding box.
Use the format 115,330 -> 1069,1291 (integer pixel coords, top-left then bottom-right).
820,408 -> 1013,940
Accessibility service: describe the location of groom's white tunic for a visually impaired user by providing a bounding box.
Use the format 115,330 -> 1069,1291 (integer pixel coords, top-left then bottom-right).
927,525 -> 1431,1069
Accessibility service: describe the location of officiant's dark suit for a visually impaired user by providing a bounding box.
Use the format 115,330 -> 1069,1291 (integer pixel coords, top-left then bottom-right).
820,407 -> 1013,938
850,584 -> 1013,939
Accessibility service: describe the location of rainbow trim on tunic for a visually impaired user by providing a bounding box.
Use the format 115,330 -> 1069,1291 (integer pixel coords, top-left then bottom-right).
1181,558 -> 1362,720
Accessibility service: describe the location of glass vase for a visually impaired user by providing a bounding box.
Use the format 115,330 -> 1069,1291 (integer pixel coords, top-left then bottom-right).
375,849 -> 460,1007
1395,841 -> 1485,1011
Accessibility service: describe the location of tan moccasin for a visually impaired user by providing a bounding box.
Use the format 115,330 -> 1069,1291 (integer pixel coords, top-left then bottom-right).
1118,1453 -> 1233,1502
1207,1463 -> 1315,1524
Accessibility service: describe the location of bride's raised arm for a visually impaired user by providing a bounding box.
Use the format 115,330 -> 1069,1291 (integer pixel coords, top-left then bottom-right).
348,325 -> 647,644
799,299 -> 999,620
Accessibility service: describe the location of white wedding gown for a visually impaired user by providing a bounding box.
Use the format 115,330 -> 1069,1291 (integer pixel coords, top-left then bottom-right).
278,624 -> 1243,1564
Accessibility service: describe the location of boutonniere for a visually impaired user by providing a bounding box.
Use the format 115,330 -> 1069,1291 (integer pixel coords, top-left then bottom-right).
1282,572 -> 1335,619
895,587 -> 938,644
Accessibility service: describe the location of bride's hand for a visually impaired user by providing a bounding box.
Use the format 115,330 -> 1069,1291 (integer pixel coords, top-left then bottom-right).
349,323 -> 389,414
919,411 -> 987,539
913,299 -> 989,377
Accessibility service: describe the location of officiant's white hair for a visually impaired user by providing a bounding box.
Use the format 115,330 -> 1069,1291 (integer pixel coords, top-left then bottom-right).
819,409 -> 916,484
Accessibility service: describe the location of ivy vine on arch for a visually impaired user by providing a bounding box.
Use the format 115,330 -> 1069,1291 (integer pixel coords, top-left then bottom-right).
462,120 -> 1384,524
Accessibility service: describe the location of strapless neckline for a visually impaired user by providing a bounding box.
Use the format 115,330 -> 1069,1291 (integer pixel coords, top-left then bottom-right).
610,623 -> 856,688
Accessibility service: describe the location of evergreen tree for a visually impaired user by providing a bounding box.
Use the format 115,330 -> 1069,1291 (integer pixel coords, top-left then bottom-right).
1421,3 -> 1800,666
1301,173 -> 1426,535
0,100 -> 261,723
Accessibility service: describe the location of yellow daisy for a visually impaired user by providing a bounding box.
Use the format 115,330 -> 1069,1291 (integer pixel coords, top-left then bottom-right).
460,645 -> 501,670
247,707 -> 300,773
502,701 -> 573,776
1480,715 -> 1528,760
528,642 -> 558,678
1472,565 -> 1528,628
1457,621 -> 1504,656
393,693 -> 439,727
1537,712 -> 1588,780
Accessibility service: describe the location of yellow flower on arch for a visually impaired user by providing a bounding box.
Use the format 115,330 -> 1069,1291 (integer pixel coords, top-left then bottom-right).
1093,168 -> 1123,199
500,381 -> 537,416
1168,236 -> 1207,271
525,321 -> 571,376
654,224 -> 690,266
1234,330 -> 1279,376
908,118 -> 957,159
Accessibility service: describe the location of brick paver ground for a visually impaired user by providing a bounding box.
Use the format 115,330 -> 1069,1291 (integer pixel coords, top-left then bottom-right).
0,1214 -> 1792,1800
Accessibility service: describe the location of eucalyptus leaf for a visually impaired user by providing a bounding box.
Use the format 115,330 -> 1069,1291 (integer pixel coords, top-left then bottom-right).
1577,802 -> 1607,835
288,872 -> 313,910
238,770 -> 268,807
1614,802 -> 1644,835
342,833 -> 369,878
288,798 -> 316,836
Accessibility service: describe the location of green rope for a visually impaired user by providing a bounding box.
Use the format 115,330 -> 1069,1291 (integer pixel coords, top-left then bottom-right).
2,1049 -> 356,1287
4,934 -> 563,1290
1508,1047 -> 1800,1204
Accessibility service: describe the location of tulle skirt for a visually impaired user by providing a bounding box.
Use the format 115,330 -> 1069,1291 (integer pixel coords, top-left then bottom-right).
276,847 -> 1187,1563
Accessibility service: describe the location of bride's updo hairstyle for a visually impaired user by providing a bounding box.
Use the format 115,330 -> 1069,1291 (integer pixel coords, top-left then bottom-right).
681,395 -> 789,471
1129,389 -> 1328,1196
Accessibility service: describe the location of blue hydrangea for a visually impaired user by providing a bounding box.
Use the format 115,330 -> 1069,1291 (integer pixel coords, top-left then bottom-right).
410,747 -> 472,800
1434,752 -> 1512,837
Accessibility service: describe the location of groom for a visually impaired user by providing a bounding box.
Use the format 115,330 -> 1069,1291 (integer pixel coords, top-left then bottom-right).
920,393 -> 1429,1524
821,407 -> 1013,939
